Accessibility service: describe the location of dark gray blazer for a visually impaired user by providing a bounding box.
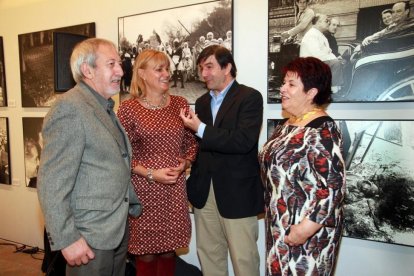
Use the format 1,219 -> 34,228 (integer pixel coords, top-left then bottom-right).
187,81 -> 264,219
38,82 -> 135,251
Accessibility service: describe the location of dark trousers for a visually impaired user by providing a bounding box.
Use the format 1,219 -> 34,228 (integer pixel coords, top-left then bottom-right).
66,225 -> 129,276
172,69 -> 184,88
42,228 -> 66,276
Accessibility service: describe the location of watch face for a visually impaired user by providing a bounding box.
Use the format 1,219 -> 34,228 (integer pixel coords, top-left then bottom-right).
146,169 -> 154,183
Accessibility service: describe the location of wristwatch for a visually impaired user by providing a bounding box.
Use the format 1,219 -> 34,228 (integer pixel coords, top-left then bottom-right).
146,169 -> 154,184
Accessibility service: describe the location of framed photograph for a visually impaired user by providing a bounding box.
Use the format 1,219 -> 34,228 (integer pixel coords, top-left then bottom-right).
0,37 -> 7,107
267,118 -> 283,140
338,119 -> 414,247
19,23 -> 95,107
53,32 -> 90,92
0,118 -> 10,185
118,0 -> 233,103
22,117 -> 44,188
268,1 -> 414,103
266,118 -> 414,247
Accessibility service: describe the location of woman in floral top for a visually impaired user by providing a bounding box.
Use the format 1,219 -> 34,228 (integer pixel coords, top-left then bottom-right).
259,57 -> 346,276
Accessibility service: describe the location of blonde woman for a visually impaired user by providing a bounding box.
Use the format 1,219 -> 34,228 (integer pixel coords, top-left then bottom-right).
117,49 -> 198,276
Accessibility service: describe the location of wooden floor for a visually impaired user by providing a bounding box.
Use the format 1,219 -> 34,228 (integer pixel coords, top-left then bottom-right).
0,240 -> 44,276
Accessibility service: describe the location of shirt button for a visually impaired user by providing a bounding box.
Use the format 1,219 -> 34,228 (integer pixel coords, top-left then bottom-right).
124,197 -> 128,202
122,153 -> 128,158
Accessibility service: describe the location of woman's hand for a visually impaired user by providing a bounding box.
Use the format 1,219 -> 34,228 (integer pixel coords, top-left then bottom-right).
152,168 -> 180,185
284,218 -> 323,246
176,158 -> 191,172
132,158 -> 191,186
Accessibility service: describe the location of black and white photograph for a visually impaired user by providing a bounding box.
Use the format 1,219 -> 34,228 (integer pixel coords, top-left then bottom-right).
118,0 -> 233,104
268,0 -> 414,103
0,37 -> 7,107
267,118 -> 414,246
339,119 -> 414,247
18,23 -> 95,107
22,117 -> 44,188
0,118 -> 10,185
267,118 -> 282,140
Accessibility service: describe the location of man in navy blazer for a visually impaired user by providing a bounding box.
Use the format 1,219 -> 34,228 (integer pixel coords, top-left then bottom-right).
180,45 -> 263,276
38,38 -> 140,276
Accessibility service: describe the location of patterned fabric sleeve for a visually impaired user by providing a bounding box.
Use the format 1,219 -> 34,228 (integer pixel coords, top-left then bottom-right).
117,100 -> 139,169
305,121 -> 346,227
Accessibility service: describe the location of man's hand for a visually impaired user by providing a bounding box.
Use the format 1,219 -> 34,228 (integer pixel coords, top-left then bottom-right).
280,31 -> 290,41
61,237 -> 95,266
179,108 -> 201,133
362,36 -> 373,47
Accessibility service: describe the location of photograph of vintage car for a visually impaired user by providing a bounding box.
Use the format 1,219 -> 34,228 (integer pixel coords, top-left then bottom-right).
268,0 -> 414,103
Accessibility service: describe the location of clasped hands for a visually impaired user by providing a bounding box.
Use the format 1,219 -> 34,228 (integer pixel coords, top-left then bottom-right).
132,157 -> 190,185
151,158 -> 189,185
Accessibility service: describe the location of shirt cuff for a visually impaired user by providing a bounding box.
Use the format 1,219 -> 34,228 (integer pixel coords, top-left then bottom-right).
196,123 -> 206,138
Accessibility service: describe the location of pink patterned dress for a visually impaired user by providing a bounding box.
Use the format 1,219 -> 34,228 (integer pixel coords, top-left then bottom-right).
117,95 -> 198,255
258,117 -> 346,276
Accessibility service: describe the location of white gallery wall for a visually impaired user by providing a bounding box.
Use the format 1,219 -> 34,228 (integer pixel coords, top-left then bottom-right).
0,0 -> 414,275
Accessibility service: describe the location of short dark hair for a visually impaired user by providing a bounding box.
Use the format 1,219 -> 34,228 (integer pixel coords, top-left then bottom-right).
196,45 -> 237,78
282,57 -> 332,105
312,15 -> 319,25
382,8 -> 392,16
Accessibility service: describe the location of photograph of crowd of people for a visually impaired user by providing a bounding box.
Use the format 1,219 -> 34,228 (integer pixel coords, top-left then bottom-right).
267,118 -> 414,246
268,0 -> 414,103
22,117 -> 44,188
118,0 -> 232,104
0,37 -> 7,107
0,118 -> 10,185
18,23 -> 95,107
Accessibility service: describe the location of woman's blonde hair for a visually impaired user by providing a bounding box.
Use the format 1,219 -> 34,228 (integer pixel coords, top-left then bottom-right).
130,49 -> 170,98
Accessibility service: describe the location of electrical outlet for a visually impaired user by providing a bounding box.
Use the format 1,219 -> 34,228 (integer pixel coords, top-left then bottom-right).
12,178 -> 20,186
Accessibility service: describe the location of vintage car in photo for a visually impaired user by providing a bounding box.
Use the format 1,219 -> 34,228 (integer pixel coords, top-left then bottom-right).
334,20 -> 414,102
268,20 -> 414,103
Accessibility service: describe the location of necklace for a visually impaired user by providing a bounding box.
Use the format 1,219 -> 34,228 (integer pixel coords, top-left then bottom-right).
142,94 -> 167,110
288,107 -> 322,124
